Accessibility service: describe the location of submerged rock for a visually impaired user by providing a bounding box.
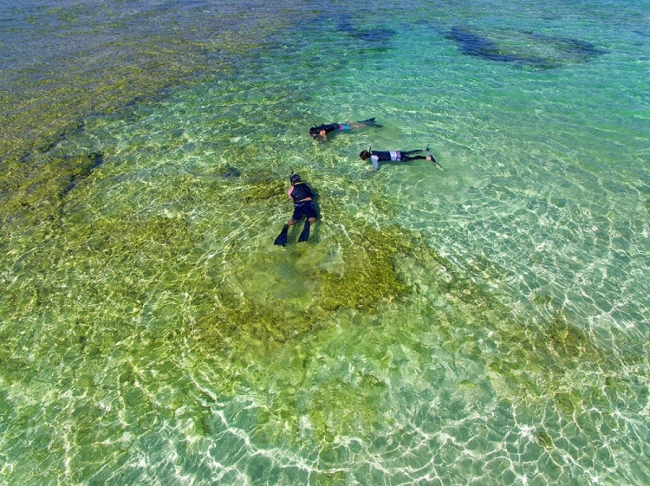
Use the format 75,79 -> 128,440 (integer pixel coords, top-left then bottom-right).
62,152 -> 105,194
220,166 -> 241,179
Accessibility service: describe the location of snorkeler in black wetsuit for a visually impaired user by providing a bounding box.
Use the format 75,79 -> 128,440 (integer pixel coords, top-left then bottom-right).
273,173 -> 318,246
359,146 -> 443,171
309,118 -> 381,141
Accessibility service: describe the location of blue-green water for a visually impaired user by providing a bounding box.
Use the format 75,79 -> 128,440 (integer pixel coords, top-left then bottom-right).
1,0 -> 649,484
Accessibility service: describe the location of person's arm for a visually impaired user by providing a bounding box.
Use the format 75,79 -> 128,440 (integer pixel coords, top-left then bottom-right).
371,155 -> 380,171
287,186 -> 294,199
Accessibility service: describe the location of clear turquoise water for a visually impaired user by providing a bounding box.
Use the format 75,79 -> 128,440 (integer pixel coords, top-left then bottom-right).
1,0 -> 649,484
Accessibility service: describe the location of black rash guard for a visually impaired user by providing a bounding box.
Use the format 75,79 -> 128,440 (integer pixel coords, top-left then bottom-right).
290,182 -> 314,203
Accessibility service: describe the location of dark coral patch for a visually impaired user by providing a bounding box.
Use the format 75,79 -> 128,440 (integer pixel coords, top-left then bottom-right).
448,26 -> 605,69
336,17 -> 396,44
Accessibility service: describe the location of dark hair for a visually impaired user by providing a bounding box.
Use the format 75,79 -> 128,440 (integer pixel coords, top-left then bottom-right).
359,150 -> 371,160
309,127 -> 318,137
290,173 -> 301,184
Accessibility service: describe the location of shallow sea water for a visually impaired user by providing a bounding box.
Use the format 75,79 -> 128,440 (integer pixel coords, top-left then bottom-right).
1,0 -> 649,484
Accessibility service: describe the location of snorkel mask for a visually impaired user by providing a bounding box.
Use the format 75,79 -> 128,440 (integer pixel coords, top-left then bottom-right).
290,172 -> 301,184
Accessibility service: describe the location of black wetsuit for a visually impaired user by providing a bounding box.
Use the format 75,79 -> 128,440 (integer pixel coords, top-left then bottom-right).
367,150 -> 428,170
290,182 -> 318,221
290,182 -> 314,203
310,123 -> 341,137
370,150 -> 396,162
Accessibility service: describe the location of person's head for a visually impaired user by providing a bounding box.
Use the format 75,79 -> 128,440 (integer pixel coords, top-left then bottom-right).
359,150 -> 371,160
309,127 -> 319,138
290,172 -> 301,185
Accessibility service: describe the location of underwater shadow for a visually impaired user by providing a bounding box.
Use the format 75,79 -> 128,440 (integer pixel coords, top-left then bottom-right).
336,16 -> 397,44
447,26 -> 606,69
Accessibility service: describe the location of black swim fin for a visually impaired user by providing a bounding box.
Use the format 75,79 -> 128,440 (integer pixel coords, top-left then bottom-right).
274,224 -> 289,246
298,221 -> 311,243
360,117 -> 381,127
426,144 -> 444,171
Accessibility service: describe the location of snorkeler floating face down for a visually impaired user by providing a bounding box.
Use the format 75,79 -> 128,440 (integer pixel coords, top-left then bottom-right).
273,172 -> 318,247
309,118 -> 381,141
359,147 -> 443,171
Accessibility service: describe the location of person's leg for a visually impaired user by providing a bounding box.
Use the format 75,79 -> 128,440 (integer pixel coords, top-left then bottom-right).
289,202 -> 306,225
299,207 -> 318,243
298,217 -> 313,242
